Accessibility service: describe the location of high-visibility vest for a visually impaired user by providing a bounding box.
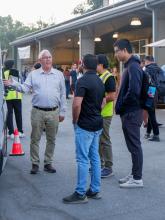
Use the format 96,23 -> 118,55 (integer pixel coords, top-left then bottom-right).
3,70 -> 22,101
100,70 -> 114,117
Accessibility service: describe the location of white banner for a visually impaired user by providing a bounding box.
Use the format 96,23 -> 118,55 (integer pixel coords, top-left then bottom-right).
18,45 -> 30,59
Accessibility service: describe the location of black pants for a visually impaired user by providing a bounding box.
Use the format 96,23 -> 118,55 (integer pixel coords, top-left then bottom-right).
6,100 -> 23,135
147,109 -> 159,135
121,110 -> 143,180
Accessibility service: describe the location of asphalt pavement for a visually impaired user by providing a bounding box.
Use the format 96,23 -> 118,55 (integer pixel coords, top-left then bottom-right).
0,94 -> 165,220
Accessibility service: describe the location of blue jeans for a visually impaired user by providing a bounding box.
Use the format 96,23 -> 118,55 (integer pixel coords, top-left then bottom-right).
74,125 -> 102,195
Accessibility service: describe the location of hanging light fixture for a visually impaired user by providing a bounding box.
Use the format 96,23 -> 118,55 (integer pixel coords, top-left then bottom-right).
77,41 -> 80,45
94,37 -> 102,42
112,32 -> 119,39
130,17 -> 142,26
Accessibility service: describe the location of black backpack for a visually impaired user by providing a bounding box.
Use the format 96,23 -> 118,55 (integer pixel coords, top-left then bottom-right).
140,70 -> 156,110
156,68 -> 165,96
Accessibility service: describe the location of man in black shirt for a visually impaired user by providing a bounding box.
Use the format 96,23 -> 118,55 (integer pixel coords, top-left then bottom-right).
63,54 -> 105,204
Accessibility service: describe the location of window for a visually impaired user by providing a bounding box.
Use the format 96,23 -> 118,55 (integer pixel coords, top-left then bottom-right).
131,39 -> 148,59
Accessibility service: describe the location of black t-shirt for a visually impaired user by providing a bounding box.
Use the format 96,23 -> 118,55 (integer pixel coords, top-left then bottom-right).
104,76 -> 116,92
75,71 -> 105,131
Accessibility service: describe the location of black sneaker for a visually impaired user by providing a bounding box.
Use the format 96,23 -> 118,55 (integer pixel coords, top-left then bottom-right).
86,189 -> 101,199
63,192 -> 88,204
148,135 -> 160,142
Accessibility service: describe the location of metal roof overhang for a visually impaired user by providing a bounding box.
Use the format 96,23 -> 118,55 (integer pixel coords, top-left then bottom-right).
10,0 -> 165,47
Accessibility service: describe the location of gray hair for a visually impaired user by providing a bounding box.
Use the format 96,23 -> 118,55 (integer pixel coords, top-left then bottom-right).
38,49 -> 52,59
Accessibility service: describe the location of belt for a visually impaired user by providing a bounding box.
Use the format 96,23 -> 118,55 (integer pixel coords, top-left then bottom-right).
33,106 -> 58,111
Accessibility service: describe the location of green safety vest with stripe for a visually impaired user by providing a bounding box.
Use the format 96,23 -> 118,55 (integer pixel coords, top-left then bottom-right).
100,70 -> 114,117
3,70 -> 22,101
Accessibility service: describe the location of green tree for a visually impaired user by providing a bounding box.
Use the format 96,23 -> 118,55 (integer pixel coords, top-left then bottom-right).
0,15 -> 55,52
73,0 -> 103,15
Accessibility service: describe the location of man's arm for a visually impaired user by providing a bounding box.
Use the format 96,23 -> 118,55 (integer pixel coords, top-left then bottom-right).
59,73 -> 67,122
3,72 -> 33,94
72,78 -> 85,124
102,75 -> 116,108
72,97 -> 83,124
105,92 -> 116,102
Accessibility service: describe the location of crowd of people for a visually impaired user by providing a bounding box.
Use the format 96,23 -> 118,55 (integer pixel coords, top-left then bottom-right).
2,38 -> 164,204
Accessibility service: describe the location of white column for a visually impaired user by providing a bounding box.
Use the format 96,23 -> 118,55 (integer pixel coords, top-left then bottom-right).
38,40 -> 41,53
79,27 -> 95,60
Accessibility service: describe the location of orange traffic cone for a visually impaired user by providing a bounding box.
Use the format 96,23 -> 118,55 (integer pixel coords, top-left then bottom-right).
10,129 -> 25,156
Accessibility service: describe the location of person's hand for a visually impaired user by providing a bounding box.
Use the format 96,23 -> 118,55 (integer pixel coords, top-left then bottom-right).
3,79 -> 12,87
101,98 -> 106,109
59,116 -> 65,122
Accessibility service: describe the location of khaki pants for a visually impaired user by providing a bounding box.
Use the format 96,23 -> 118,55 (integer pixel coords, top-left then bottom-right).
30,107 -> 59,165
99,116 -> 113,169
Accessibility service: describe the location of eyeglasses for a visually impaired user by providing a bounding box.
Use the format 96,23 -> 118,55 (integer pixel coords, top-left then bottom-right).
41,56 -> 52,60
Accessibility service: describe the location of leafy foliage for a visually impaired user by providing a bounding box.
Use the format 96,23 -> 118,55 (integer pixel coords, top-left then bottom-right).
0,15 -> 55,51
73,0 -> 103,15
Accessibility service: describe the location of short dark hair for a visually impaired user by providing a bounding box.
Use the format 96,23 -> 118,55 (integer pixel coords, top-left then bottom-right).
97,54 -> 109,69
144,55 -> 154,62
34,63 -> 41,69
4,60 -> 14,69
83,54 -> 97,70
114,39 -> 133,53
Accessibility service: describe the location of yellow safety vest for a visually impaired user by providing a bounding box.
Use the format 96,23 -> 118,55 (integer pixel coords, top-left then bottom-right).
100,70 -> 114,117
4,70 -> 22,101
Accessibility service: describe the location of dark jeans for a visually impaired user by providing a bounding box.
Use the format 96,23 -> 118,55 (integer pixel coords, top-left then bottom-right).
65,80 -> 70,98
6,99 -> 23,135
121,110 -> 143,180
147,109 -> 159,135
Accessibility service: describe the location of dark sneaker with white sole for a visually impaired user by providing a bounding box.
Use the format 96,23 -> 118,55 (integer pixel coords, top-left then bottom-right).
101,168 -> 114,178
63,192 -> 88,204
86,189 -> 101,199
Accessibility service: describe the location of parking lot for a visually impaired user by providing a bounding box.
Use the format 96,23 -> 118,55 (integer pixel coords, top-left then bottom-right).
0,94 -> 165,220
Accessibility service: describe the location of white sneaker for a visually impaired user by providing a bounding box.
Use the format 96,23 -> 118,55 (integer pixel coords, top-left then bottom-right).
9,134 -> 14,139
119,174 -> 133,184
19,132 -> 25,138
119,178 -> 143,188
